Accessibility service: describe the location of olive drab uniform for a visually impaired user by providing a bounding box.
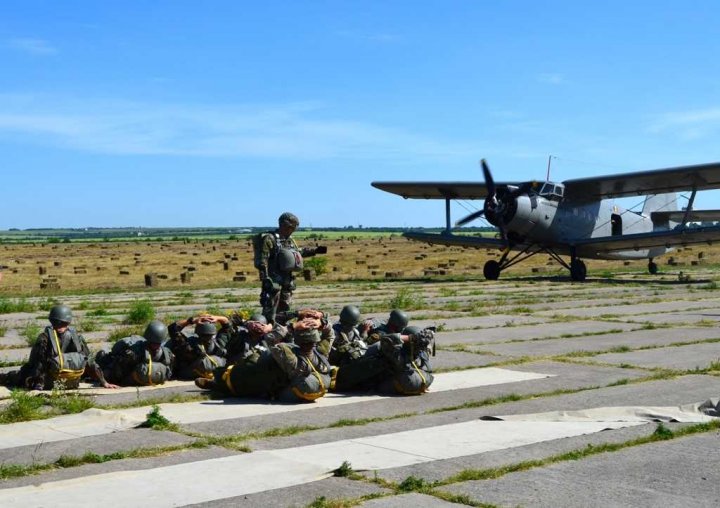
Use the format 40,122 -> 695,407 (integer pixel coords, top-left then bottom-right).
378,329 -> 435,395
331,324 -> 390,392
255,231 -> 315,322
224,326 -> 268,365
167,323 -> 228,380
94,336 -> 174,386
265,324 -> 335,403
16,326 -> 90,389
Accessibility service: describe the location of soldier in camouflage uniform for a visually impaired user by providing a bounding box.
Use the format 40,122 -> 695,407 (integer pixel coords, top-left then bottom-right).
6,305 -> 90,390
224,312 -> 273,365
361,309 -> 410,344
194,310 -> 331,399
377,325 -> 435,395
167,314 -> 230,379
266,313 -> 335,402
254,212 -> 326,323
329,305 -> 368,366
93,321 -> 174,388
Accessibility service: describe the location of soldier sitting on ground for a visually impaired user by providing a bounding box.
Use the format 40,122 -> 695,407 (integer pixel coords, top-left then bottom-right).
93,321 -> 174,388
332,321 -> 434,395
377,325 -> 435,395
167,314 -> 230,379
3,305 -> 90,390
362,309 -> 410,345
224,312 -> 273,365
329,305 -> 368,367
265,313 -> 335,402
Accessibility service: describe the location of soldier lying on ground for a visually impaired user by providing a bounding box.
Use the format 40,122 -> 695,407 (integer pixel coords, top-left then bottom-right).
93,321 -> 174,388
167,314 -> 230,379
333,324 -> 434,395
1,305 -> 90,390
195,309 -> 335,402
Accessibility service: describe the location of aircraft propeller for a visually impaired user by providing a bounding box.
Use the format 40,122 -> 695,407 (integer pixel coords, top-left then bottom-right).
455,159 -> 512,244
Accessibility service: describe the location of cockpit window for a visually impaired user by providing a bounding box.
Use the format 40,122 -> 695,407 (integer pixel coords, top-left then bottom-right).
539,182 -> 565,200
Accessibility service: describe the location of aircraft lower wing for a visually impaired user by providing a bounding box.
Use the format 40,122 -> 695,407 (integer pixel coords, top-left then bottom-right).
572,224 -> 720,253
403,231 -> 510,249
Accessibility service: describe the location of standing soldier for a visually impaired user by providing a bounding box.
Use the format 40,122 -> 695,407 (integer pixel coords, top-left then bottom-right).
9,305 -> 90,390
253,212 -> 326,322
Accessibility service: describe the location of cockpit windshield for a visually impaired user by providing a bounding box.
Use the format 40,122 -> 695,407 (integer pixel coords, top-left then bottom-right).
539,182 -> 565,201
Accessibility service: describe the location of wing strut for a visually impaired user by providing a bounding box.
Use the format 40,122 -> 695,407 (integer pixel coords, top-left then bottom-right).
444,198 -> 451,235
680,187 -> 697,228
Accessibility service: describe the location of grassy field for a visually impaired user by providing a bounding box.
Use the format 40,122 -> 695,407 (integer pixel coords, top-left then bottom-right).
1,233 -> 718,296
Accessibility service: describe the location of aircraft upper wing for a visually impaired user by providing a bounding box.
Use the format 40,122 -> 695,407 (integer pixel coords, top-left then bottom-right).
563,162 -> 720,201
371,181 -> 521,200
651,210 -> 720,223
572,224 -> 720,253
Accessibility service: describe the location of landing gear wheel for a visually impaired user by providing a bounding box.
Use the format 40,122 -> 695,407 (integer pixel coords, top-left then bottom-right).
648,261 -> 658,275
570,259 -> 587,282
483,260 -> 501,280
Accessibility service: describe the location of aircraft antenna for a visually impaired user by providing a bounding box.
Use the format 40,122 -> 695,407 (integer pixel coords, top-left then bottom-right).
546,155 -> 554,182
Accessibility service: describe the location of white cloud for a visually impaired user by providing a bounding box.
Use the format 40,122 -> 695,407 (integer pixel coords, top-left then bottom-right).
0,95 -> 479,161
536,73 -> 565,85
7,38 -> 58,55
649,108 -> 720,140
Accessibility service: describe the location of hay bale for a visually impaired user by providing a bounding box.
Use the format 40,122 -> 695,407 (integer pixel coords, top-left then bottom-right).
232,275 -> 247,282
144,273 -> 158,287
54,261 -> 62,267
119,270 -> 130,275
38,266 -> 47,275
303,269 -> 314,281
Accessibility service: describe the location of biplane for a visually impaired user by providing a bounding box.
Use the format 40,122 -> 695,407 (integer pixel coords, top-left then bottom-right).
372,161 -> 720,281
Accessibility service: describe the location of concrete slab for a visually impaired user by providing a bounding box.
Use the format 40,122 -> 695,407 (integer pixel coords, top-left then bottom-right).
444,432 -> 720,508
186,362 -> 647,437
0,428 -> 195,467
537,298 -> 720,319
431,351 -> 507,370
435,321 -> 637,345
592,341 -> 720,370
190,477 -> 390,508
358,493 -> 458,507
624,310 -> 720,325
410,314 -> 549,331
476,327 -> 720,358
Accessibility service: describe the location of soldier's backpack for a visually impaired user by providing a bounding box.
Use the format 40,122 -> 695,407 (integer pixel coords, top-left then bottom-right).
46,327 -> 88,384
252,231 -> 273,270
131,361 -> 171,385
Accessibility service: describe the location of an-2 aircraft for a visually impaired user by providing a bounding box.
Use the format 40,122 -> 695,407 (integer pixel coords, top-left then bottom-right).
372,160 -> 720,281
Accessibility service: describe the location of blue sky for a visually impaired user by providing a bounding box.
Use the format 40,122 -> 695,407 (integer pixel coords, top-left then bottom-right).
2,1 -> 720,228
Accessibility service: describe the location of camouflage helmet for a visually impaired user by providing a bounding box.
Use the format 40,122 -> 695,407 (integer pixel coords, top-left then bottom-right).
294,328 -> 320,345
48,305 -> 73,326
194,321 -> 217,337
248,312 -> 268,325
388,309 -> 409,331
339,305 -> 361,327
278,212 -> 300,228
402,326 -> 423,337
143,320 -> 168,344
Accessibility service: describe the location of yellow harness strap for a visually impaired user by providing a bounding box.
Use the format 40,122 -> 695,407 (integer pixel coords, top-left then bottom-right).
394,342 -> 428,395
221,365 -> 237,395
291,355 -> 327,401
52,329 -> 84,382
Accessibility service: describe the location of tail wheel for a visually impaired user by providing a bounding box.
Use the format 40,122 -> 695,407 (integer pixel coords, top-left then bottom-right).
483,260 -> 501,280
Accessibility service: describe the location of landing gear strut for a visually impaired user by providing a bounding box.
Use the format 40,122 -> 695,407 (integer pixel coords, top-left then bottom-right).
648,259 -> 658,275
570,258 -> 587,282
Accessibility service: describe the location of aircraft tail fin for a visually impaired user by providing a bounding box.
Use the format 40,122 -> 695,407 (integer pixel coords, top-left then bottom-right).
644,193 -> 679,229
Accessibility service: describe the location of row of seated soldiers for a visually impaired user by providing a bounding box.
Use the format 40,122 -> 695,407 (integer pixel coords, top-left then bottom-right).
1,304 -> 435,403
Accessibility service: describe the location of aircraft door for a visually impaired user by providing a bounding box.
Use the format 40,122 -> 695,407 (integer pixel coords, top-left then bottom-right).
611,214 -> 622,236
